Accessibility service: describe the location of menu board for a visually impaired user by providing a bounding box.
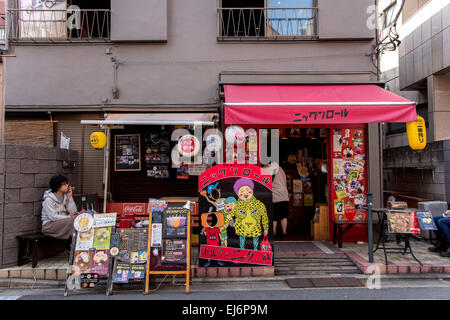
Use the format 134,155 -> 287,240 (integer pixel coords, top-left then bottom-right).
148,200 -> 190,268
415,210 -> 437,231
114,134 -> 141,171
161,239 -> 187,265
145,199 -> 192,295
111,228 -> 148,284
144,128 -> 171,178
70,213 -> 117,278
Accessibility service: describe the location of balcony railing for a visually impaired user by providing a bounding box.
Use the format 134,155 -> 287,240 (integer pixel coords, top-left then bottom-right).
218,7 -> 318,40
7,9 -> 110,42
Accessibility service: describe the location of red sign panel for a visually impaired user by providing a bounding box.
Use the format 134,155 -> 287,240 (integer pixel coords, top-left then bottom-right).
199,245 -> 273,266
198,163 -> 273,191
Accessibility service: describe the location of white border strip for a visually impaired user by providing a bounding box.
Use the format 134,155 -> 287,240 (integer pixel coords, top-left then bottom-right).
80,120 -> 215,126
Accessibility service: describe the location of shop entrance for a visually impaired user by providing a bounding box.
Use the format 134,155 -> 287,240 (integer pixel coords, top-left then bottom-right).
274,128 -> 328,241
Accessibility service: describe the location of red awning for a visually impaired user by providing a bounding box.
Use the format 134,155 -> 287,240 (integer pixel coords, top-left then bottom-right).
224,85 -> 417,125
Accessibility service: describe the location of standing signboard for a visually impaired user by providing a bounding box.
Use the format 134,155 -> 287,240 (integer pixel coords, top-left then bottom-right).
144,199 -> 191,294
64,213 -> 117,296
107,228 -> 148,294
198,164 -> 274,267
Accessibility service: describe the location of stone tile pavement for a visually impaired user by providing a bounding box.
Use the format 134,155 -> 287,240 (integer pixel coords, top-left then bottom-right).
340,238 -> 450,275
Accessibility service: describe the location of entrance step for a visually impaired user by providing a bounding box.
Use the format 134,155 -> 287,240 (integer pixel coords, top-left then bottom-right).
274,254 -> 361,276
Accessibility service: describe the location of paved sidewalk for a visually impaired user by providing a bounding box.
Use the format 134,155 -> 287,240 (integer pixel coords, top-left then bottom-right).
340,238 -> 450,274
1,239 -> 449,289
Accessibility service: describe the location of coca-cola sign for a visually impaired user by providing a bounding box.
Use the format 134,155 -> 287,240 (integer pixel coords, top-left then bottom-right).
122,203 -> 146,215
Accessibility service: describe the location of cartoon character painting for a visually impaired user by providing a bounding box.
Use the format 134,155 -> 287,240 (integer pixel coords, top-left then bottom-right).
198,164 -> 273,267
225,178 -> 269,250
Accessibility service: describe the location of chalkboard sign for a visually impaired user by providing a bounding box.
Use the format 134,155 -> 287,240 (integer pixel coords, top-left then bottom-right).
145,199 -> 191,295
114,134 -> 141,172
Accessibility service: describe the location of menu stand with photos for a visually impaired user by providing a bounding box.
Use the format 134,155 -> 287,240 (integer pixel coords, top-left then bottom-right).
374,208 -> 425,266
106,227 -> 149,295
64,213 -> 117,296
144,199 -> 191,295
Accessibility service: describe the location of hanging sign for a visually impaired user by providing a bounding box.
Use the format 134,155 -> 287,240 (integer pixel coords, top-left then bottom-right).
407,116 -> 426,150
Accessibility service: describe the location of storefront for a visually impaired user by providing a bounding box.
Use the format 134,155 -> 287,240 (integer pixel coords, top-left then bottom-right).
221,84 -> 417,243
80,84 -> 417,274
81,112 -> 219,212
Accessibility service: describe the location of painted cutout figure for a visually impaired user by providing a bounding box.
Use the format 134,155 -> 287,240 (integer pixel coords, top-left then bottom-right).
200,182 -> 226,212
201,216 -> 224,267
226,178 -> 269,250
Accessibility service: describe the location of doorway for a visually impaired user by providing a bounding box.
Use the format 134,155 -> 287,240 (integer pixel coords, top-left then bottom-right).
274,128 -> 328,241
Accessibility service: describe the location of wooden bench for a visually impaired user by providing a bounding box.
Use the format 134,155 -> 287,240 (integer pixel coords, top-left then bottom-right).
332,220 -> 368,248
17,233 -> 68,268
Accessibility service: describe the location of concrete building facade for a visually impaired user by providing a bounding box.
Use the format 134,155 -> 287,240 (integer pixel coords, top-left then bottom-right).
379,0 -> 450,204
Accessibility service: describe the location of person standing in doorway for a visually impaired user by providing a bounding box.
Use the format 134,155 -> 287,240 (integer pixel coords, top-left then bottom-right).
267,162 -> 290,239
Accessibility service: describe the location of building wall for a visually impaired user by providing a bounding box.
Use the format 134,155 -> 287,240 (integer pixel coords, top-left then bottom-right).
5,0 -> 377,110
0,145 -> 78,268
3,1 -> 382,207
380,1 -> 450,204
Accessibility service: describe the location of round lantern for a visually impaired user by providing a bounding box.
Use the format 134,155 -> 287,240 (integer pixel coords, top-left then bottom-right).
406,116 -> 426,150
90,132 -> 107,149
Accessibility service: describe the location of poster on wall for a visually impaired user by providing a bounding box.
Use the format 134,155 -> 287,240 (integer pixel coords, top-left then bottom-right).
331,128 -> 368,222
114,134 -> 141,171
198,164 -> 273,267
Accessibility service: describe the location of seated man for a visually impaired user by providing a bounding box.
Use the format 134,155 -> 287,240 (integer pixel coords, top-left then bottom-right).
41,175 -> 79,240
428,211 -> 450,257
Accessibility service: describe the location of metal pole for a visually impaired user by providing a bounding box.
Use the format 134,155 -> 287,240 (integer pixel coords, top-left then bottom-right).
367,193 -> 374,263
103,127 -> 110,213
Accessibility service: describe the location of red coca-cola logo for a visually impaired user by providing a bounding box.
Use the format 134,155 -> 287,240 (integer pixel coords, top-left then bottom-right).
123,204 -> 145,214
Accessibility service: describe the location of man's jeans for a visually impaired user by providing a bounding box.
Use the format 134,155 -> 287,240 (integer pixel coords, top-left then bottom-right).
433,216 -> 450,243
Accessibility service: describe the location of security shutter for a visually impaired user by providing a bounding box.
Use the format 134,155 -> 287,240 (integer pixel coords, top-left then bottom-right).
55,113 -> 104,196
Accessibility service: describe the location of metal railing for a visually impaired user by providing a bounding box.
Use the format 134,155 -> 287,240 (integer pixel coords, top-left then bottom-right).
7,9 -> 110,42
218,7 -> 318,40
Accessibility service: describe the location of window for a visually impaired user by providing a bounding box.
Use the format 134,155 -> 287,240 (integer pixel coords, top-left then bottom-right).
219,0 -> 317,39
266,0 -> 316,37
19,0 -> 67,40
12,0 -> 110,41
383,0 -> 402,28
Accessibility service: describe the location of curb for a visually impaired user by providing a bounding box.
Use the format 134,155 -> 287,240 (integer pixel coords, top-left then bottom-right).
343,250 -> 450,275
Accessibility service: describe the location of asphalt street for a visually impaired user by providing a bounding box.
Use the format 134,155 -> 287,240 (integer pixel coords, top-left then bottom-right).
0,277 -> 449,300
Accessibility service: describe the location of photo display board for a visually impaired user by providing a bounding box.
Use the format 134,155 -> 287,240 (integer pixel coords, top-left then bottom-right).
114,134 -> 141,171
331,128 -> 368,222
198,164 -> 274,267
65,213 -> 117,295
145,199 -> 191,295
387,210 -> 421,234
